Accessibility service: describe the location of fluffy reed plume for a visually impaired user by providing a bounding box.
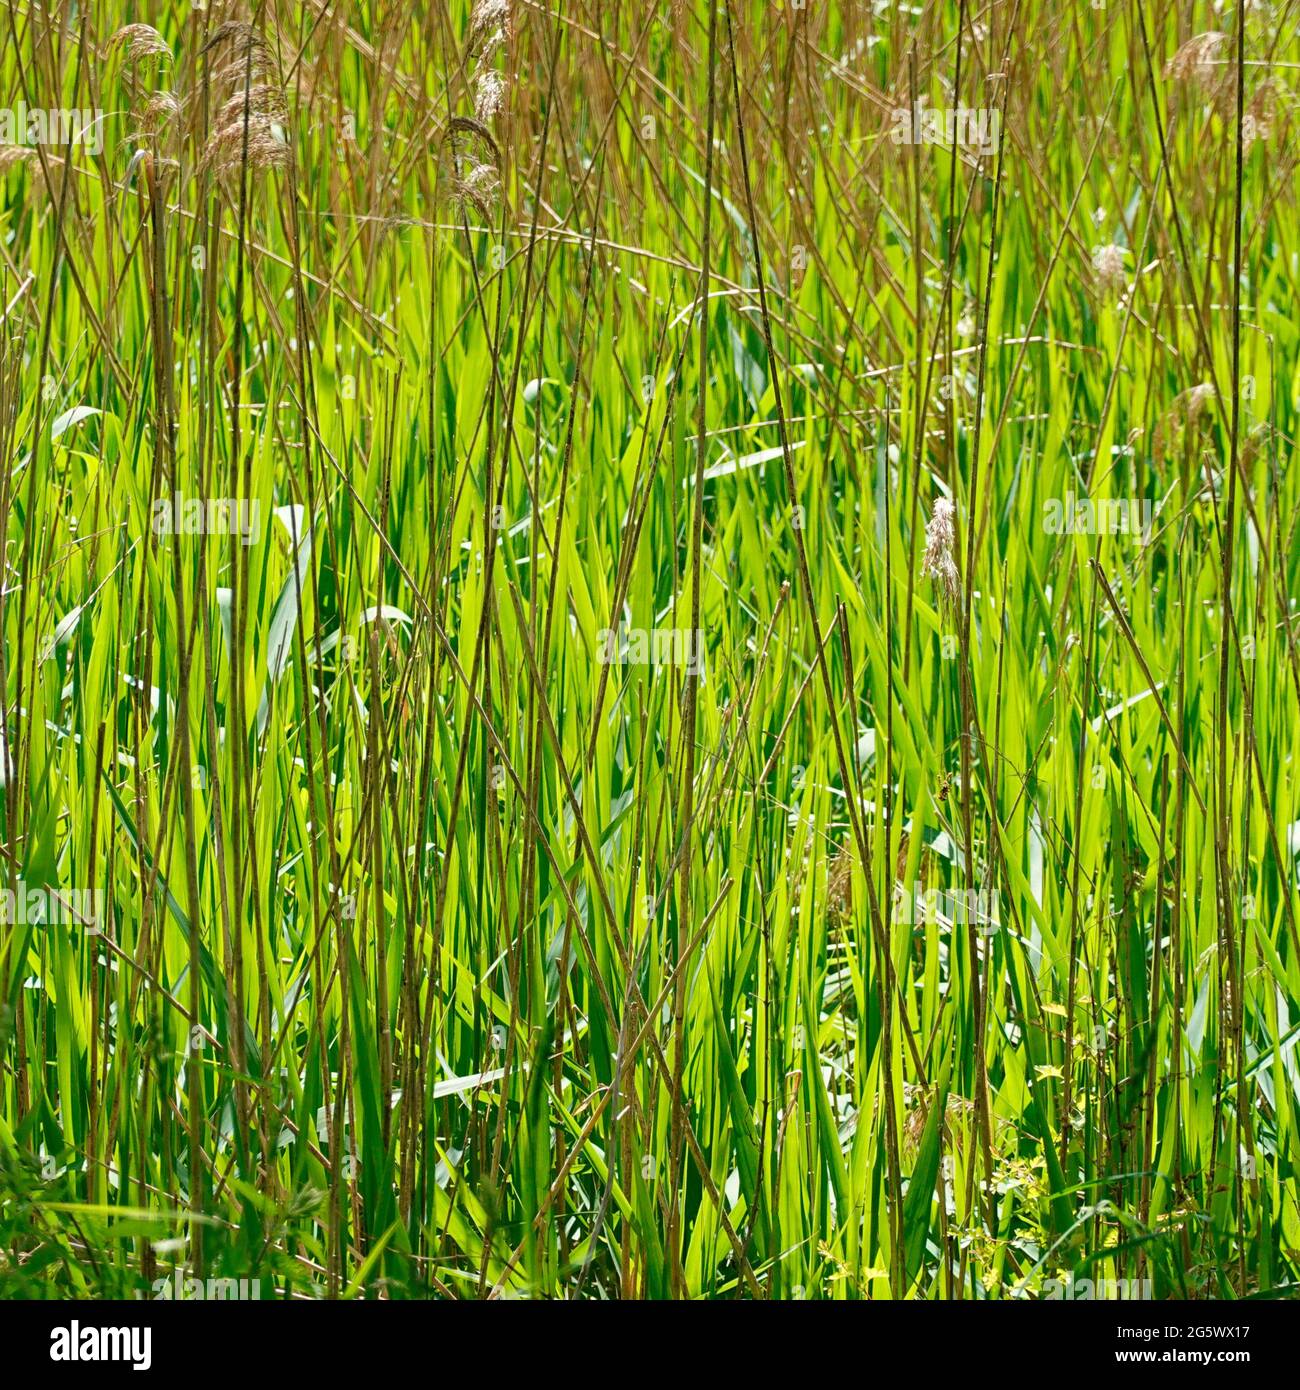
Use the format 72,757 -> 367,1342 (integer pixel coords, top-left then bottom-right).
200,22 -> 289,180
214,86 -> 289,129
202,118 -> 289,177
902,1082 -> 977,1150
1244,82 -> 1276,149
456,162 -> 501,218
450,0 -> 509,218
0,142 -> 54,198
137,90 -> 182,142
0,145 -> 35,176
442,116 -> 502,218
469,0 -> 511,58
1165,32 -> 1227,90
1239,420 -> 1269,470
474,69 -> 506,124
202,20 -> 274,93
1181,382 -> 1215,419
1091,243 -> 1127,297
1152,382 -> 1216,461
1167,30 -> 1277,133
110,23 -> 175,129
921,497 -> 961,612
110,23 -> 172,64
826,846 -> 856,925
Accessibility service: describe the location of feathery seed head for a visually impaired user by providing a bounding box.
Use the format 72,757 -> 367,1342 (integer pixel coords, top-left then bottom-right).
110,23 -> 172,64
203,22 -> 275,97
442,116 -> 502,217
470,0 -> 511,56
1152,382 -> 1216,461
0,145 -> 36,175
454,161 -> 501,218
921,497 -> 961,611
1244,83 -> 1276,149
214,85 -> 290,130
140,91 -> 182,137
202,118 -> 289,177
474,70 -> 506,124
1165,32 -> 1227,89
1091,243 -> 1127,296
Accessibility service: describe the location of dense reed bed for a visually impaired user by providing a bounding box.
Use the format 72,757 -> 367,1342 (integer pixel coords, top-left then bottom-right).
1,0 -> 1298,1300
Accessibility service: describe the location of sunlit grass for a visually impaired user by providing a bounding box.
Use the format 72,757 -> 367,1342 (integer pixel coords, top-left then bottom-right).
0,0 -> 1298,1301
